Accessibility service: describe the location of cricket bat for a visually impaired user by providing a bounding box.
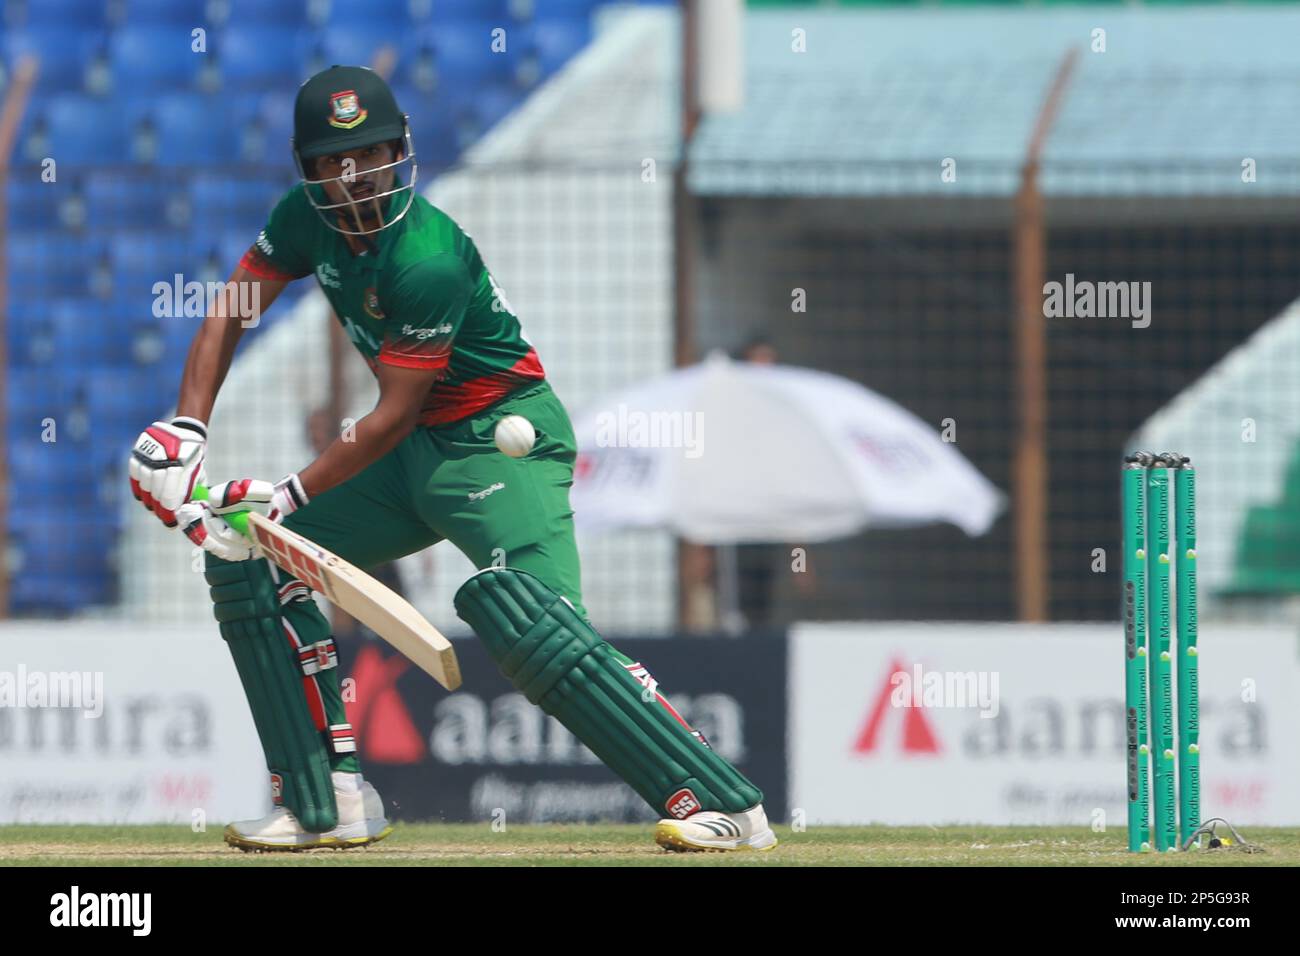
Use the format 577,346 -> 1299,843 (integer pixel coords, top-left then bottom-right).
192,485 -> 461,691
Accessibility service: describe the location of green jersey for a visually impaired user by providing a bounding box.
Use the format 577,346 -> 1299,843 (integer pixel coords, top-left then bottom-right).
240,185 -> 544,426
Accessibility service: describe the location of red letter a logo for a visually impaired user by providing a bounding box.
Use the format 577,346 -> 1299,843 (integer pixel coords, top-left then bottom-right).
852,657 -> 941,755
345,644 -> 426,764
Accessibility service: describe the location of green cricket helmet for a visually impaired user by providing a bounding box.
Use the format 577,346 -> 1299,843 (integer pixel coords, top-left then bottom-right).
292,65 -> 418,236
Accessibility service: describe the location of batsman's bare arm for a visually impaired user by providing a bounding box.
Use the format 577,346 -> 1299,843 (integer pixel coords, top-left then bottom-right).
295,362 -> 441,498
175,264 -> 439,501
176,266 -> 288,425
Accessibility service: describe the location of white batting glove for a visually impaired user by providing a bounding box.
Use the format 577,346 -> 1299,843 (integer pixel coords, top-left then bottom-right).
205,474 -> 309,524
176,501 -> 254,562
174,475 -> 307,563
129,417 -> 208,527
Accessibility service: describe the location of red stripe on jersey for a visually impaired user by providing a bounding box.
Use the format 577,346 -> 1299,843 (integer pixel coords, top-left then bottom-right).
417,348 -> 546,427
377,344 -> 450,371
239,247 -> 303,282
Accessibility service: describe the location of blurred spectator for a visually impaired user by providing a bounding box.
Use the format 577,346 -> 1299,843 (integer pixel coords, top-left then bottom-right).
733,335 -> 817,630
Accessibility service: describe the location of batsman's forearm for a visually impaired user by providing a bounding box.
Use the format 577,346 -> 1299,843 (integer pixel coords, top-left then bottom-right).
175,313 -> 245,424
296,411 -> 415,499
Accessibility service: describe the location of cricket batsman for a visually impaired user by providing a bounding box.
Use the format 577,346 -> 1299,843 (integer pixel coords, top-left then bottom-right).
128,66 -> 775,853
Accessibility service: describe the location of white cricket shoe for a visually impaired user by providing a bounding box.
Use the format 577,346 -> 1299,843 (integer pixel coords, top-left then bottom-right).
654,803 -> 778,853
224,772 -> 393,852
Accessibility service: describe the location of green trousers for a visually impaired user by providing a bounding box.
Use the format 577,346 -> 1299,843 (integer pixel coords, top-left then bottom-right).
285,380 -> 587,619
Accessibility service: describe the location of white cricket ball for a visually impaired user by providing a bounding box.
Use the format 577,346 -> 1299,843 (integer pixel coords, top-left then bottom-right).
494,414 -> 536,458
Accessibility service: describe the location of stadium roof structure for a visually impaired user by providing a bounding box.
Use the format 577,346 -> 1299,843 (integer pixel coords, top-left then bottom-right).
688,7 -> 1300,197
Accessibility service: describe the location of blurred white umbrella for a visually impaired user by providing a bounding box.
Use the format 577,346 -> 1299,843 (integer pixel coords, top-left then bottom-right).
571,353 -> 1004,544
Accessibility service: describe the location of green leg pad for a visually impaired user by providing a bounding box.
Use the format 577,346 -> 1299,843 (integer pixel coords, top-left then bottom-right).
454,568 -> 763,818
205,555 -> 338,832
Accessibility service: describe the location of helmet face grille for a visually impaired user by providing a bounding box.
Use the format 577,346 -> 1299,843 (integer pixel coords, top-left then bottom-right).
294,123 -> 419,237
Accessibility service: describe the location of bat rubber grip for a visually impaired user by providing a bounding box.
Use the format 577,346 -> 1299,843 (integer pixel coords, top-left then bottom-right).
191,484 -> 251,536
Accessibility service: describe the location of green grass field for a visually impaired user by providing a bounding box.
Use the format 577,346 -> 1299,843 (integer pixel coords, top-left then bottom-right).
1,824 -> 1297,866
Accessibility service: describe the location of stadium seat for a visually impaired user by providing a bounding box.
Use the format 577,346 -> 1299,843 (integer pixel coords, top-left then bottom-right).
84,368 -> 172,436
187,172 -> 285,238
49,298 -> 138,368
7,506 -> 118,611
5,368 -> 78,432
8,234 -> 110,297
109,26 -> 208,91
110,0 -> 210,26
2,28 -> 107,93
317,24 -> 410,75
527,16 -> 593,79
147,94 -> 244,167
82,171 -> 183,230
39,94 -> 133,165
429,0 -> 513,18
320,0 -> 421,28
389,89 -> 459,168
4,0 -> 109,29
467,80 -> 520,133
214,0 -> 312,27
215,26 -> 315,91
4,300 -> 55,366
524,0 -> 600,16
4,176 -> 69,231
405,21 -> 517,87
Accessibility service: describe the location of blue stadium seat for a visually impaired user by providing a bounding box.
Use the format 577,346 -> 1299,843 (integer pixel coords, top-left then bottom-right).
84,368 -> 172,436
4,176 -> 69,230
5,301 -> 52,367
317,24 -> 409,73
110,234 -> 212,322
406,20 -> 517,92
47,298 -> 138,368
6,440 -> 81,494
41,94 -> 132,164
187,172 -> 284,237
389,89 -> 459,168
8,507 -> 118,611
147,94 -> 244,166
2,28 -> 107,93
527,16 -> 593,78
9,234 -> 110,297
6,0 -> 109,29
217,0 -> 312,27
529,0 -> 600,16
5,368 -> 78,430
422,0 -> 513,18
82,171 -> 181,230
320,0 -> 420,28
468,80 -> 520,132
111,0 -> 209,25
215,26 -> 315,91
109,26 -> 207,91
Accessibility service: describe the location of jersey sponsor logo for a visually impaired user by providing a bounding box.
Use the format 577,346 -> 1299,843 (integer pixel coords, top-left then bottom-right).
364,287 -> 384,319
467,481 -> 505,502
255,230 -> 274,256
315,262 -> 342,289
401,322 -> 453,340
327,89 -> 368,129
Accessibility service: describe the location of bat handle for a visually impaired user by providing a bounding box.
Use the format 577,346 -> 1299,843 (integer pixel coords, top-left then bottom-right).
190,484 -> 251,537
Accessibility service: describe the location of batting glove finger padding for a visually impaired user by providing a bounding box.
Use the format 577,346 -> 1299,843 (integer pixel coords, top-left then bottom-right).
129,416 -> 208,527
